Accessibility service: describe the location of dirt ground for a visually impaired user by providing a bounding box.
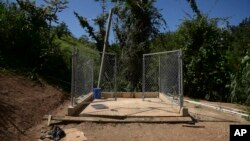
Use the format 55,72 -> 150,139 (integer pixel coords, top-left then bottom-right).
0,73 -> 250,141
0,73 -> 68,141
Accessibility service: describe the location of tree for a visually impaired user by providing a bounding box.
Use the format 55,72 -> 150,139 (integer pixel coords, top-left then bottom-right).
54,22 -> 71,38
74,0 -> 107,51
111,0 -> 166,91
177,15 -> 230,101
149,32 -> 182,52
228,18 -> 250,105
74,0 -> 166,91
186,0 -> 201,17
74,12 -> 105,51
0,0 -> 71,90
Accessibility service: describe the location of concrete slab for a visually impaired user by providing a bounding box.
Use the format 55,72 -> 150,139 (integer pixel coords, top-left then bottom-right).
79,98 -> 181,117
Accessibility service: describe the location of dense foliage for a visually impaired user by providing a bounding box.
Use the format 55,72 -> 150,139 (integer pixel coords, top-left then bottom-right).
228,18 -> 250,105
148,1 -> 250,104
1,0 -> 76,91
112,0 -> 166,91
178,16 -> 230,101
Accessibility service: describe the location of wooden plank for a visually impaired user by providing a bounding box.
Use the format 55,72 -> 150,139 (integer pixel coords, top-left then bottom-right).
182,124 -> 205,128
47,115 -> 52,126
43,115 -> 193,123
79,114 -> 183,119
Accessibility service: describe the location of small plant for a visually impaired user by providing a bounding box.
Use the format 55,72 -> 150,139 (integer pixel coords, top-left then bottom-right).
242,115 -> 250,121
192,98 -> 200,102
242,108 -> 250,121
194,105 -> 202,108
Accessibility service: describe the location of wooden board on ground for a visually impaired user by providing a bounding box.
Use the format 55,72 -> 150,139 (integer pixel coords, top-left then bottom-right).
43,115 -> 193,123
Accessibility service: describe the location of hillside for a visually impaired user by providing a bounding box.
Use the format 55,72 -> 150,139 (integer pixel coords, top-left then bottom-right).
0,72 -> 68,141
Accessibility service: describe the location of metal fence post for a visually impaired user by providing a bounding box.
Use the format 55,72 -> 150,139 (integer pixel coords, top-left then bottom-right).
142,54 -> 145,101
158,56 -> 161,95
70,48 -> 75,107
91,58 -> 94,95
179,49 -> 184,108
114,54 -> 117,100
71,48 -> 78,107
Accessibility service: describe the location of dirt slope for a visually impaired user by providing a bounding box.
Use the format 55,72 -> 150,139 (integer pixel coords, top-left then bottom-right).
0,73 -> 68,141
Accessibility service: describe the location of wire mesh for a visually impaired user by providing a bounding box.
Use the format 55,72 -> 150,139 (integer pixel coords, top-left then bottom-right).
71,48 -> 94,106
116,58 -> 143,92
98,52 -> 117,93
71,49 -> 117,106
143,50 -> 183,106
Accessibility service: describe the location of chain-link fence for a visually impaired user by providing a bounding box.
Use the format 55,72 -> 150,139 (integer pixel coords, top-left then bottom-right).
142,50 -> 183,107
96,52 -> 117,93
71,47 -> 182,107
71,48 -> 94,106
116,58 -> 143,92
71,48 -> 117,106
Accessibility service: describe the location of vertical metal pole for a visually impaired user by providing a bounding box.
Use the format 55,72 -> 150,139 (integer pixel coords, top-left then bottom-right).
179,49 -> 183,108
70,48 -> 75,107
91,59 -> 94,94
142,55 -> 145,101
74,49 -> 79,105
114,54 -> 117,100
97,9 -> 113,88
158,56 -> 161,96
71,48 -> 78,107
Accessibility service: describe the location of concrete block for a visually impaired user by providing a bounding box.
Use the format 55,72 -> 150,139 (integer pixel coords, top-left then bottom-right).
180,107 -> 189,117
67,93 -> 93,116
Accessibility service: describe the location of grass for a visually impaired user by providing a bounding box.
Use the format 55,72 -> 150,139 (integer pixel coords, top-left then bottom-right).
242,115 -> 250,121
242,107 -> 250,121
194,105 -> 202,108
56,35 -> 99,57
194,99 -> 200,102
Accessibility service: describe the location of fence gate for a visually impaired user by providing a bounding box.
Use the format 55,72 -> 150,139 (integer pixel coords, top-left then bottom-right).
142,49 -> 183,107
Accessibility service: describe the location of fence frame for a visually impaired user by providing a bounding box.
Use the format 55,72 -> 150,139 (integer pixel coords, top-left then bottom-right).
142,49 -> 183,108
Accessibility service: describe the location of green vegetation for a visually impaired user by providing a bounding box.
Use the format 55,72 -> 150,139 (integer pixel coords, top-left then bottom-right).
194,105 -> 202,108
149,0 -> 250,105
0,0 -> 98,91
0,0 -> 249,106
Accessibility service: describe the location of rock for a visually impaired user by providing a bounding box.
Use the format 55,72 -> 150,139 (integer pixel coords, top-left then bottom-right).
62,128 -> 87,141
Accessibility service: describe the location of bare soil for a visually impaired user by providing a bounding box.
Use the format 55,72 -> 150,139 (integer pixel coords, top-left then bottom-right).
0,73 -> 249,141
0,73 -> 68,141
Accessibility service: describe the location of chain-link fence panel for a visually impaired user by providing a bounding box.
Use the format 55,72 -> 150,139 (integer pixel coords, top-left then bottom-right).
116,57 -> 143,92
98,52 -> 117,93
143,50 -> 183,106
143,55 -> 159,92
71,49 -> 117,106
159,51 -> 182,105
71,48 -> 94,106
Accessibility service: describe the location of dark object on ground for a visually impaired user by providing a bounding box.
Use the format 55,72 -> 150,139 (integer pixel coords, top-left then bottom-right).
91,104 -> 109,109
48,126 -> 66,141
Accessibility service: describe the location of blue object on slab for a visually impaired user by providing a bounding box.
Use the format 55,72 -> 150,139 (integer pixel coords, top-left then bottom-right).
93,88 -> 101,99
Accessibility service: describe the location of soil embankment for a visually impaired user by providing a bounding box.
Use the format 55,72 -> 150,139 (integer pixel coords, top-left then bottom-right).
0,73 -> 68,141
